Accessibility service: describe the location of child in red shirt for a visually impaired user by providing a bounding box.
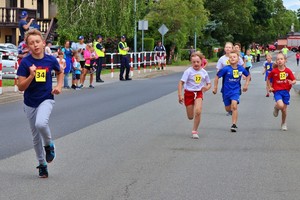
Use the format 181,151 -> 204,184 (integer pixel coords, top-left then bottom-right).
267,53 -> 296,131
296,51 -> 300,66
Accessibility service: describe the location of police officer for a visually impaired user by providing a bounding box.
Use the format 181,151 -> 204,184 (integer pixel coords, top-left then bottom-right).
94,35 -> 105,82
118,35 -> 131,81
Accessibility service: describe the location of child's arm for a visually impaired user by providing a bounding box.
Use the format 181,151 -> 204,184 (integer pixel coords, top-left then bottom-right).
52,69 -> 63,95
212,76 -> 219,94
262,66 -> 266,75
243,75 -> 251,92
17,64 -> 36,91
202,82 -> 211,92
178,80 -> 184,104
266,78 -> 273,92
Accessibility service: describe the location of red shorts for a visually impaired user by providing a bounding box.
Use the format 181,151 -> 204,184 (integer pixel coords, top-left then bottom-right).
184,90 -> 203,106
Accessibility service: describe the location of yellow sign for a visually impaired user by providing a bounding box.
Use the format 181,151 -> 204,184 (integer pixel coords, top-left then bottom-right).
194,74 -> 202,84
35,69 -> 46,82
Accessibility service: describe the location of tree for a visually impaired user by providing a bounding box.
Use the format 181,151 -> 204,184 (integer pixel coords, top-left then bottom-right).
144,0 -> 208,53
53,0 -> 147,44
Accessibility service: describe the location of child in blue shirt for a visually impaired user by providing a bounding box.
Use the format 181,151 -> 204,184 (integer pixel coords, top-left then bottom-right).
262,53 -> 273,97
17,29 -> 63,178
213,50 -> 250,132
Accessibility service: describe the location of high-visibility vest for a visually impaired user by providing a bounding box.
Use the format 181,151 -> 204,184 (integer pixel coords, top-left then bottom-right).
94,42 -> 105,57
118,42 -> 128,55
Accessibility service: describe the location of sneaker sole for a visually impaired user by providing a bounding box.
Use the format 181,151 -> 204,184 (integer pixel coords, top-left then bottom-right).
230,129 -> 237,132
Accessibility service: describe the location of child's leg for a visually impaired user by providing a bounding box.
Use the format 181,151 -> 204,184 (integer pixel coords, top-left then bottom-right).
35,100 -> 55,147
192,98 -> 203,131
231,100 -> 238,124
90,73 -> 93,85
185,105 -> 194,120
281,104 -> 287,125
24,104 -> 46,164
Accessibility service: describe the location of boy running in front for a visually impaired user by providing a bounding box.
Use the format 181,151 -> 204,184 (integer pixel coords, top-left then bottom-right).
17,29 -> 63,178
178,52 -> 211,139
267,53 -> 296,131
213,50 -> 250,132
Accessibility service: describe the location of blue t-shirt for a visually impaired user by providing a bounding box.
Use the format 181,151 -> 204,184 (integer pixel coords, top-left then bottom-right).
18,19 -> 27,40
264,61 -> 273,80
217,65 -> 249,97
17,54 -> 60,107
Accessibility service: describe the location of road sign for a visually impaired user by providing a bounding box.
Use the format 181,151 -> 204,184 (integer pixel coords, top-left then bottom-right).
138,20 -> 148,30
158,24 -> 169,36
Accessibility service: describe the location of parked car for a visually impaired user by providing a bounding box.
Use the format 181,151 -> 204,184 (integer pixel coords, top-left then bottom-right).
1,52 -> 17,79
0,43 -> 18,59
267,44 -> 276,51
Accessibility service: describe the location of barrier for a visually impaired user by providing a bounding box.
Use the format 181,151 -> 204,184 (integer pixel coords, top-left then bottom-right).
103,51 -> 166,78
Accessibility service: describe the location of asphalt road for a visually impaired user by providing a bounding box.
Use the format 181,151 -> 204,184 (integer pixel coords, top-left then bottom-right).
1,52 -> 300,200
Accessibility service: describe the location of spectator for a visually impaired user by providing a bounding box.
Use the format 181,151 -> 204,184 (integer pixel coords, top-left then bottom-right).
45,41 -> 53,56
118,35 -> 131,81
18,11 -> 35,41
93,35 -> 105,82
61,40 -> 73,89
154,41 -> 166,70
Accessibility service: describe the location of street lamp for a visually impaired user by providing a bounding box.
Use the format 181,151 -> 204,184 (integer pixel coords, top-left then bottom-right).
134,0 -> 137,68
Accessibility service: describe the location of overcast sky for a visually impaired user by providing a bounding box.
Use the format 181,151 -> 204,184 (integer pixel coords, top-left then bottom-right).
283,0 -> 300,11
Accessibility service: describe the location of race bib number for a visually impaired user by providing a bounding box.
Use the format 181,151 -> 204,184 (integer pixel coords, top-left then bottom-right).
233,70 -> 239,78
279,72 -> 286,80
194,74 -> 202,84
226,60 -> 230,65
35,69 -> 46,82
248,57 -> 251,61
267,65 -> 270,70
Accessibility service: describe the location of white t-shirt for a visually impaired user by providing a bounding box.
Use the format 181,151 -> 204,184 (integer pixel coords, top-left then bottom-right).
216,55 -> 244,70
57,58 -> 66,70
181,67 -> 211,91
71,42 -> 86,61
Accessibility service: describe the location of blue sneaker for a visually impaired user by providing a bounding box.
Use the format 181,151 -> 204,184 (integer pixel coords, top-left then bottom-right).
44,143 -> 55,163
36,164 -> 48,178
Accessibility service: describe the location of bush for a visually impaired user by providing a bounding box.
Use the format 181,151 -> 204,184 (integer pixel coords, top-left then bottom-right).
179,49 -> 190,61
144,38 -> 154,51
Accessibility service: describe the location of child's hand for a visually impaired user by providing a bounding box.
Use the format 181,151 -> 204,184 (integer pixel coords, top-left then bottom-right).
242,86 -> 248,92
212,87 -> 217,94
269,87 -> 274,92
178,95 -> 184,104
29,64 -> 36,77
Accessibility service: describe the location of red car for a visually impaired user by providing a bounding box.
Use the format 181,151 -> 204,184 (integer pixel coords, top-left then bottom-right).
267,44 -> 276,51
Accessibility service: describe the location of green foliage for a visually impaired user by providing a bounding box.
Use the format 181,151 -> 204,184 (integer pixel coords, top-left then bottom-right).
143,38 -> 154,51
179,49 -> 190,61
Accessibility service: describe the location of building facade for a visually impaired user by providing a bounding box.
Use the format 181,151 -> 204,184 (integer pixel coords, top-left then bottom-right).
0,0 -> 57,45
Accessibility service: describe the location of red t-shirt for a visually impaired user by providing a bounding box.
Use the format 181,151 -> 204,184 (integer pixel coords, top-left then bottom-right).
296,53 -> 300,59
268,67 -> 295,91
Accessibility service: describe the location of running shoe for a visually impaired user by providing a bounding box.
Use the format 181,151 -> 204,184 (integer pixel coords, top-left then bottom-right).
89,85 -> 95,88
44,143 -> 55,163
230,124 -> 238,132
226,111 -> 232,116
273,107 -> 279,117
191,131 -> 199,139
36,164 -> 48,178
266,93 -> 269,97
281,123 -> 288,131
79,84 -> 84,88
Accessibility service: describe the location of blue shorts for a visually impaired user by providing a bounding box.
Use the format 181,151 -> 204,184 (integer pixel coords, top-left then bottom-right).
274,90 -> 290,105
223,93 -> 240,107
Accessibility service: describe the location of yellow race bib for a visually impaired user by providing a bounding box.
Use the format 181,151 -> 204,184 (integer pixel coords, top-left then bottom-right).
279,72 -> 286,80
233,70 -> 239,78
35,69 -> 46,82
194,74 -> 202,84
226,60 -> 230,65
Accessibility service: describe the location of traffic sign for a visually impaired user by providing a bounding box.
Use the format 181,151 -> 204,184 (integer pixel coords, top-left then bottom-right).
158,24 -> 169,36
